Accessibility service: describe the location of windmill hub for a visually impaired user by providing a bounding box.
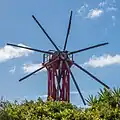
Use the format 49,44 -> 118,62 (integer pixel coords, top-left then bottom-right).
43,51 -> 73,70
6,10 -> 110,105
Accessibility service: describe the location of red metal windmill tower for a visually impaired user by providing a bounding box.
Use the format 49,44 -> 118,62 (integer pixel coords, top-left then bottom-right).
7,11 -> 110,105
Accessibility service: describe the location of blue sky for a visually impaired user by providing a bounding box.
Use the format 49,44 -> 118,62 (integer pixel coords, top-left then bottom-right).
0,0 -> 120,106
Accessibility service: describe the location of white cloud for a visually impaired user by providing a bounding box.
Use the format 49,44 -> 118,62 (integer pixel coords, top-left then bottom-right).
112,15 -> 116,26
39,91 -> 81,99
23,63 -> 46,73
87,9 -> 104,19
112,15 -> 116,20
77,4 -> 88,16
77,0 -> 117,21
0,44 -> 33,63
83,54 -> 120,68
106,6 -> 117,12
9,66 -> 16,74
40,94 -> 47,99
70,91 -> 78,94
98,1 -> 107,7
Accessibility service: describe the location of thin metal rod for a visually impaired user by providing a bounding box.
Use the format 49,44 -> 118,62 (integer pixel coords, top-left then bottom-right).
63,11 -> 72,51
19,54 -> 59,82
68,42 -> 109,55
73,62 -> 110,89
32,15 -> 60,51
65,60 -> 86,105
7,43 -> 53,54
19,66 -> 44,82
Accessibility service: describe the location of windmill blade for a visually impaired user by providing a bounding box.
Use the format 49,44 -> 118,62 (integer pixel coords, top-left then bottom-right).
68,42 -> 109,55
19,66 -> 45,82
32,15 -> 60,51
65,60 -> 86,105
63,10 -> 73,51
7,43 -> 53,54
19,54 -> 59,82
73,62 -> 110,89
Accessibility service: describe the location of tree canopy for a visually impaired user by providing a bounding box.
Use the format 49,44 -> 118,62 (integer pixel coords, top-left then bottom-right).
0,87 -> 120,120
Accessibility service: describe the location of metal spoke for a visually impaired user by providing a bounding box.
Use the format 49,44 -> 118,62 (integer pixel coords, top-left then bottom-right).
73,62 -> 110,89
65,60 -> 86,105
63,10 -> 72,51
32,15 -> 60,51
69,42 -> 109,55
19,54 -> 59,82
19,66 -> 44,82
7,43 -> 53,54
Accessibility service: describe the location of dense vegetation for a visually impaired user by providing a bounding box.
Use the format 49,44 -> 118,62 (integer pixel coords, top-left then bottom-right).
0,88 -> 120,120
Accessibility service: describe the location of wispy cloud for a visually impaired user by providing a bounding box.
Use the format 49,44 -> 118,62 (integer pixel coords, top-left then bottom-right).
77,0 -> 118,21
87,9 -> 104,19
70,91 -> 78,94
106,6 -> 117,12
77,3 -> 88,16
112,15 -> 116,26
0,44 -> 33,63
83,54 -> 120,68
98,1 -> 107,7
39,91 -> 81,99
40,94 -> 47,99
9,66 -> 16,74
22,63 -> 46,73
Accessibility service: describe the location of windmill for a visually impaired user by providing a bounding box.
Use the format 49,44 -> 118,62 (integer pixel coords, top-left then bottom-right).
7,10 -> 110,105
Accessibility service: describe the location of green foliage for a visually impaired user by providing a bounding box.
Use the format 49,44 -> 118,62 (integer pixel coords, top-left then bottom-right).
0,87 -> 120,120
86,87 -> 120,120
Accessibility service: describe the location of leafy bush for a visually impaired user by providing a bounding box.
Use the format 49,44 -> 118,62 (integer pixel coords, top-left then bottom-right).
0,88 -> 120,120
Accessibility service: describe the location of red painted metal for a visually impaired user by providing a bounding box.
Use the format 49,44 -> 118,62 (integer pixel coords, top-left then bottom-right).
45,53 -> 72,102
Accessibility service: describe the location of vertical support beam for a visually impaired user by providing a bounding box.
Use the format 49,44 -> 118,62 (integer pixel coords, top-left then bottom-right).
48,68 -> 52,98
55,70 -> 59,101
52,68 -> 56,100
66,71 -> 70,102
48,67 -> 57,100
51,68 -> 54,99
48,70 -> 50,97
62,71 -> 65,101
64,70 -> 67,101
